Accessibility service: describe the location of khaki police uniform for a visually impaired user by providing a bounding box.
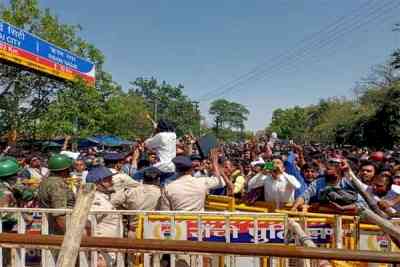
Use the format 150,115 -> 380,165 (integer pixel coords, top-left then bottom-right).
112,184 -> 161,234
112,184 -> 161,210
160,174 -> 225,211
90,191 -> 120,238
110,168 -> 140,191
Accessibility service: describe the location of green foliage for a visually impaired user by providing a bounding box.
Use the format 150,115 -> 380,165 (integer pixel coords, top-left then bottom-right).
391,48 -> 400,69
360,83 -> 400,148
266,97 -> 374,144
209,99 -> 249,140
307,98 -> 363,144
103,93 -> 152,139
266,62 -> 400,147
131,78 -> 200,137
35,80 -> 105,138
268,106 -> 308,142
0,0 -> 246,142
35,81 -> 152,140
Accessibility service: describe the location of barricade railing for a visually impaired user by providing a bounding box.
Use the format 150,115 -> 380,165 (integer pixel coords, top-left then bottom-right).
0,207 -> 398,267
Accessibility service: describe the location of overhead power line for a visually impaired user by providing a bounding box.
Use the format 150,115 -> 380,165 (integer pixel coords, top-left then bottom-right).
204,0 -> 400,101
196,0 -> 376,101
197,0 -> 400,102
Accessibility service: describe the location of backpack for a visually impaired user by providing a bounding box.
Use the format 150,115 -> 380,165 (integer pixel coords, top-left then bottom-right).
320,186 -> 358,206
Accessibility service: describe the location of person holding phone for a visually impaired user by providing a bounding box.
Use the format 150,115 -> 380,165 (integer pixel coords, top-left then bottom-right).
263,158 -> 301,208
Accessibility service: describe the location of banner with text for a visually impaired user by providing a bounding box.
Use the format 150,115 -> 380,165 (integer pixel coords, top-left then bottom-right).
0,20 -> 95,85
144,219 -> 333,244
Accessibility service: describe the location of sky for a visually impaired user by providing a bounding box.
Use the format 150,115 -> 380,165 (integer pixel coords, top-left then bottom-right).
35,0 -> 400,131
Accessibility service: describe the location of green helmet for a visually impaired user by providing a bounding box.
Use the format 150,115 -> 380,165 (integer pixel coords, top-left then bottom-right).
0,159 -> 21,177
0,156 -> 18,163
48,154 -> 73,171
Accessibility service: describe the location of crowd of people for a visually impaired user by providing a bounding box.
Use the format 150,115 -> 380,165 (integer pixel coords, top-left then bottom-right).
1,119 -> 400,265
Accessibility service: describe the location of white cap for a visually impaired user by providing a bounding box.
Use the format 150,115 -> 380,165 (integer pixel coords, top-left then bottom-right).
250,158 -> 265,167
60,150 -> 80,160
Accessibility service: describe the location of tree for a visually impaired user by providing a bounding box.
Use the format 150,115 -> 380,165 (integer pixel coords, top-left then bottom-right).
267,106 -> 308,142
131,78 -> 200,137
35,80 -> 105,138
361,83 -> 400,148
266,98 -> 366,144
103,92 -> 152,139
209,99 -> 249,140
391,49 -> 400,69
264,23 -> 400,146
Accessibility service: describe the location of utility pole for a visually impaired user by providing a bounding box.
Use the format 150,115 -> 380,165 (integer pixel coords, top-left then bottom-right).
72,117 -> 79,152
151,94 -> 160,122
192,101 -> 200,136
154,100 -> 158,122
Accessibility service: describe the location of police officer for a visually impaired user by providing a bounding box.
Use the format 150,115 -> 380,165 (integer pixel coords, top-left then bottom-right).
112,167 -> 162,237
38,154 -> 75,235
86,166 -> 120,237
0,158 -> 21,231
0,158 -> 24,266
103,152 -> 140,191
191,154 -> 207,177
160,149 -> 226,211
86,166 -> 120,267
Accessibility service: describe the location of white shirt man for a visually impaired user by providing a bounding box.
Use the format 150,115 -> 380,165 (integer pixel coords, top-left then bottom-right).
247,173 -> 268,191
263,159 -> 301,207
264,173 -> 301,205
145,132 -> 176,173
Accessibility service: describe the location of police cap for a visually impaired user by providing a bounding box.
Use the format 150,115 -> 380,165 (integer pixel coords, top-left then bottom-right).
172,156 -> 192,172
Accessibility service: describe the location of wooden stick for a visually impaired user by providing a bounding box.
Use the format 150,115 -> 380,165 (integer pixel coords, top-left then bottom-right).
288,219 -> 332,267
288,219 -> 316,248
359,208 -> 400,248
347,170 -> 389,218
56,183 -> 96,267
1,233 -> 400,263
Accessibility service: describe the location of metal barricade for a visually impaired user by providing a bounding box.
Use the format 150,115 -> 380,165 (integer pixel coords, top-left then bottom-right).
0,208 -> 398,267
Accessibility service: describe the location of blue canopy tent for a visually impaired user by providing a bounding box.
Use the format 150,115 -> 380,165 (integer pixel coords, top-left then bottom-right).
53,135 -> 134,149
86,135 -> 134,147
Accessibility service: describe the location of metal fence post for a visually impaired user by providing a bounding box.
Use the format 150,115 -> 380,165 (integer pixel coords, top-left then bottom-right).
41,212 -> 55,267
13,212 -> 26,267
0,216 -> 3,267
335,215 -> 343,249
170,214 -> 176,267
224,213 -> 233,267
117,214 -> 125,267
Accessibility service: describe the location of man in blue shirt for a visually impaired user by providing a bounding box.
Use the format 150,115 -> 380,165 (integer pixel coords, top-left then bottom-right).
284,148 -> 319,198
291,161 -> 364,213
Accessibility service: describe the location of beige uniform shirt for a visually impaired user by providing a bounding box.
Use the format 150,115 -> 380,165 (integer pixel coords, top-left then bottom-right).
110,168 -> 140,191
112,184 -> 161,231
111,184 -> 161,211
90,191 -> 120,237
160,174 -> 225,211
